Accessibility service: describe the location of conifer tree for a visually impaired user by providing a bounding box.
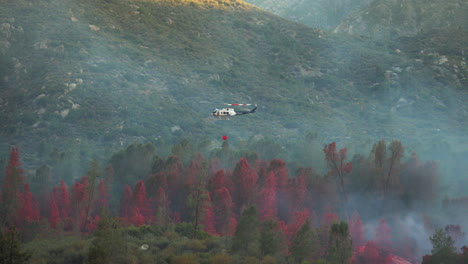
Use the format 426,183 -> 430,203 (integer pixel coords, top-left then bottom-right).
258,171 -> 277,221
83,160 -> 100,232
290,219 -> 316,263
87,213 -> 126,264
232,158 -> 258,212
259,220 -> 284,257
323,142 -> 352,202
349,212 -> 365,250
213,187 -> 233,235
232,206 -> 260,256
327,221 -> 352,264
0,227 -> 31,264
186,159 -> 210,239
132,180 -> 150,221
154,187 -> 170,226
119,185 -> 133,224
1,147 -> 25,227
17,183 -> 40,226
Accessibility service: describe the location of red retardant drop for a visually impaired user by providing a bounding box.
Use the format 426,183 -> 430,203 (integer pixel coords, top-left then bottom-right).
222,136 -> 228,140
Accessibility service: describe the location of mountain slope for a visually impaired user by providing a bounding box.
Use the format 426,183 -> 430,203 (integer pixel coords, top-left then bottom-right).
0,0 -> 466,165
334,0 -> 467,39
245,0 -> 373,30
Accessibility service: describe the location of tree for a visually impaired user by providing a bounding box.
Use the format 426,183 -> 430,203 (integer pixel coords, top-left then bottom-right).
0,227 -> 31,264
213,187 -> 233,235
83,160 -> 100,232
154,187 -> 171,226
94,180 -> 108,214
232,158 -> 258,213
48,199 -> 60,229
327,221 -> 352,264
430,228 -> 456,254
132,180 -> 151,221
201,193 -> 217,235
109,142 -> 156,185
17,183 -> 40,227
1,147 -> 25,227
119,185 -> 133,224
323,142 -> 352,202
31,164 -> 52,213
259,220 -> 285,257
51,180 -> 70,218
290,219 -> 316,263
422,228 -> 458,264
87,213 -> 126,264
349,212 -> 365,250
69,177 -> 90,232
258,171 -> 277,221
372,140 -> 404,198
232,206 -> 260,256
186,160 -> 210,239
268,159 -> 289,220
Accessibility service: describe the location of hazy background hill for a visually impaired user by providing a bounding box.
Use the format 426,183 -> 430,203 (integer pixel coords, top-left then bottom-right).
0,0 -> 466,192
245,0 -> 374,30
334,0 -> 467,40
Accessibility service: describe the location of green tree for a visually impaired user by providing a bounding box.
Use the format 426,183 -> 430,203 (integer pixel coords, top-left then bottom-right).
290,219 -> 316,263
423,228 -> 458,264
259,220 -> 284,257
232,206 -> 260,257
0,227 -> 31,264
83,159 -> 100,232
109,142 -> 156,185
327,221 -> 352,264
87,213 -> 126,264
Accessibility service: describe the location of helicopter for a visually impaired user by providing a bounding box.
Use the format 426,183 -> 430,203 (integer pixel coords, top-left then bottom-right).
212,104 -> 257,119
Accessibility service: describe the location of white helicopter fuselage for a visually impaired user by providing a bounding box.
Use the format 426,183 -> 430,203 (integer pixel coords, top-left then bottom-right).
212,108 -> 237,117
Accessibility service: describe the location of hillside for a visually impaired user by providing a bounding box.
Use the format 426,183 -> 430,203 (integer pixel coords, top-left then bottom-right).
245,0 -> 373,30
0,0 -> 466,169
334,0 -> 467,39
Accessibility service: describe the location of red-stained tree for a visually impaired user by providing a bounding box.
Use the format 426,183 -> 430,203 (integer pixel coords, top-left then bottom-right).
48,199 -> 60,229
286,210 -> 310,241
258,171 -> 277,221
349,211 -> 365,250
212,187 -> 234,235
268,159 -> 290,220
201,193 -> 217,235
17,183 -> 40,226
51,180 -> 70,218
1,147 -> 25,226
132,180 -> 151,222
130,207 -> 145,226
232,158 -> 258,212
323,142 -> 352,202
208,170 -> 227,193
291,171 -> 307,212
69,177 -> 90,231
119,185 -> 133,224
